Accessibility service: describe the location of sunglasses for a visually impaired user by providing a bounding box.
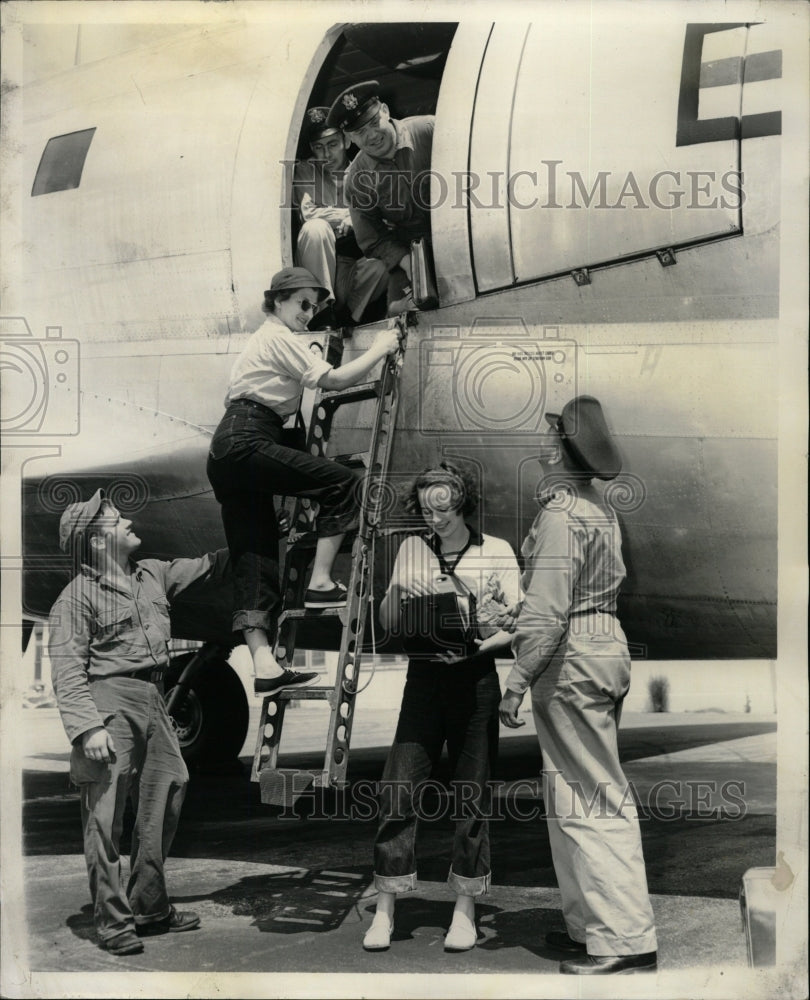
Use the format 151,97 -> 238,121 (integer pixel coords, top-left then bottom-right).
295,298 -> 319,314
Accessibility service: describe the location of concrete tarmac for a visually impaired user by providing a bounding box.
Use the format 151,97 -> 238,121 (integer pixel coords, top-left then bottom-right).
14,706 -> 778,991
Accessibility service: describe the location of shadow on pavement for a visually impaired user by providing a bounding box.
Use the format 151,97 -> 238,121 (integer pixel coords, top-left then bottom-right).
209,866 -> 373,934
65,903 -> 97,945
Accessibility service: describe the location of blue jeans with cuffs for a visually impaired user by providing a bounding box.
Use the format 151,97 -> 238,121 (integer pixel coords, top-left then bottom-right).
373,657 -> 500,896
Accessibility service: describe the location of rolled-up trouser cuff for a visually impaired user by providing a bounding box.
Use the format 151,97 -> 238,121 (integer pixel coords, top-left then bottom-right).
232,610 -> 275,633
374,872 -> 416,894
316,510 -> 359,538
447,867 -> 491,897
133,905 -> 172,929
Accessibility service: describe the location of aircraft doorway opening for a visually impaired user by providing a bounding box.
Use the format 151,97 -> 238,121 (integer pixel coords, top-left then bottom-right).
289,23 -> 458,326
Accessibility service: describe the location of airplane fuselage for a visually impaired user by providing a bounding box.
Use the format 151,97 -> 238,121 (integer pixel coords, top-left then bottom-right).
7,15 -> 780,660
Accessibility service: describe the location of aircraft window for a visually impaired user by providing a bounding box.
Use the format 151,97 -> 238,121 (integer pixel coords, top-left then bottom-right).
292,24 -> 457,319
32,127 -> 96,196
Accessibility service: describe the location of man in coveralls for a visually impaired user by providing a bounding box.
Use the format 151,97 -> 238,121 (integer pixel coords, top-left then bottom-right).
48,489 -> 229,955
293,106 -> 388,328
325,80 -> 434,314
499,396 -> 658,975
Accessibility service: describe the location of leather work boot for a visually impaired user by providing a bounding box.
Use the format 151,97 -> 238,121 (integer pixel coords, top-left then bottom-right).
137,906 -> 201,936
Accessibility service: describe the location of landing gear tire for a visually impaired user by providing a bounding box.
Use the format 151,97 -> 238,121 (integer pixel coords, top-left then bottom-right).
164,653 -> 249,772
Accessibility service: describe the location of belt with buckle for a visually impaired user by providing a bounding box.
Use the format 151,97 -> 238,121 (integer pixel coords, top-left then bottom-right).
120,668 -> 163,683
228,397 -> 283,420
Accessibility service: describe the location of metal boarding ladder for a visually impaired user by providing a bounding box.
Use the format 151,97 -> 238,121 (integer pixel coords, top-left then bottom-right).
251,317 -> 411,806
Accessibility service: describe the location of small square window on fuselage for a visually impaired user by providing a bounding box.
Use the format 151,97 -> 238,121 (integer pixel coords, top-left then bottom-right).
32,127 -> 96,196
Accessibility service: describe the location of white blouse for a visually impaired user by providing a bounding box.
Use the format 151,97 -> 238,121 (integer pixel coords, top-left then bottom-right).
225,312 -> 333,417
387,530 -> 522,624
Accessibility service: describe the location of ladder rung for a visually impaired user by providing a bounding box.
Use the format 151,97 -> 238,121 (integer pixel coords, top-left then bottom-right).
278,607 -> 345,625
274,686 -> 334,702
259,767 -> 331,806
285,533 -> 355,554
319,381 -> 382,407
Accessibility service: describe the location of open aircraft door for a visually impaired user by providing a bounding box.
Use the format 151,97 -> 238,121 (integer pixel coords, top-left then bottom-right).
429,18 -> 784,302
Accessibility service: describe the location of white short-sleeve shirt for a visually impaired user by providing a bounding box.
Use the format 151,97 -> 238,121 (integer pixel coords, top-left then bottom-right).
388,528 -> 522,614
225,312 -> 333,416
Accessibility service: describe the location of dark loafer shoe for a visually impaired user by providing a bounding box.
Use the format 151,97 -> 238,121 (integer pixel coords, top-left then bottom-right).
304,583 -> 348,608
560,951 -> 658,975
103,930 -> 144,955
545,930 -> 587,952
253,670 -> 320,694
137,906 -> 201,936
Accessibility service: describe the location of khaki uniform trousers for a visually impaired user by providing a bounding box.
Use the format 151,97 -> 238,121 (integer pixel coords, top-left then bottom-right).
531,615 -> 658,956
297,219 -> 387,322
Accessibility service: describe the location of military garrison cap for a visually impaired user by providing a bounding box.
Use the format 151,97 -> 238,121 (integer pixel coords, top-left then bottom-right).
302,106 -> 340,145
544,396 -> 622,481
326,80 -> 382,132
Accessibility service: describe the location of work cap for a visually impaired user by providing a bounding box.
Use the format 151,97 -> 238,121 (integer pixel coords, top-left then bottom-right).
544,396 -> 622,481
58,488 -> 105,552
326,80 -> 382,132
302,106 -> 341,145
265,267 -> 329,302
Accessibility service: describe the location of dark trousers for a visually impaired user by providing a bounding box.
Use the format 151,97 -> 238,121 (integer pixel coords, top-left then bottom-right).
387,266 -> 411,306
373,659 -> 501,896
206,399 -> 359,632
70,677 -> 188,943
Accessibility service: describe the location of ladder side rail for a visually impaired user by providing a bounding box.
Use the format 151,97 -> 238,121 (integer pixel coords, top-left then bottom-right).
253,321 -> 411,799
320,333 -> 411,787
321,538 -> 373,788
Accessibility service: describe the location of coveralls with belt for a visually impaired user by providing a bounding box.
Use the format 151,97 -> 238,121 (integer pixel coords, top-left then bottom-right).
506,483 -> 658,957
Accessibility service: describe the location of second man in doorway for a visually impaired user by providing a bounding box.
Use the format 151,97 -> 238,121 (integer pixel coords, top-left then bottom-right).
326,81 -> 434,315
294,106 -> 388,329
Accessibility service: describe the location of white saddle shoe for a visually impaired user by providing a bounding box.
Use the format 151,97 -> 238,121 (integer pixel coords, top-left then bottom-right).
363,913 -> 394,951
444,911 -> 477,952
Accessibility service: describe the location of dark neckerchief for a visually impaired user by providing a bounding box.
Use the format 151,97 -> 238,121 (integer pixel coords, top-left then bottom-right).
424,525 -> 483,577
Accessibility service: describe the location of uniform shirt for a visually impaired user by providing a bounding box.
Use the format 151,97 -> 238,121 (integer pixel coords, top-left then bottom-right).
388,527 -> 521,625
506,483 -> 627,695
344,116 -> 434,272
293,158 -> 352,229
224,312 -> 333,416
48,549 -> 229,743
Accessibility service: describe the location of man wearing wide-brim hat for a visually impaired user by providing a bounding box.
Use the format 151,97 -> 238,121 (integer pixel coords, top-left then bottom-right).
499,396 -> 659,975
325,81 -> 434,315
293,106 -> 388,328
48,489 -> 230,955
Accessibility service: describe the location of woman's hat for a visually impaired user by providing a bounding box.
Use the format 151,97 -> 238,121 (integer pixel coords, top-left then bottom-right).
265,267 -> 329,302
544,395 -> 622,480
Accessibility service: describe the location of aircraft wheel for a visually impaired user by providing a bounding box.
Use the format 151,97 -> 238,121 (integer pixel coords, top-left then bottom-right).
164,653 -> 249,771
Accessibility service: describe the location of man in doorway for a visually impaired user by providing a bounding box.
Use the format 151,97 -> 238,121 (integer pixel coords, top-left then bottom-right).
48,489 -> 229,955
326,81 -> 434,314
294,106 -> 388,329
